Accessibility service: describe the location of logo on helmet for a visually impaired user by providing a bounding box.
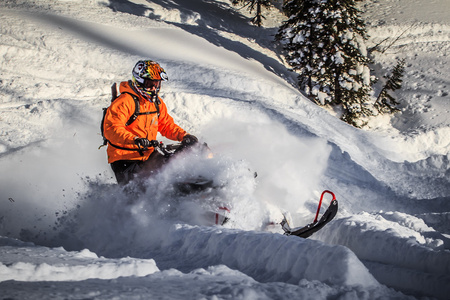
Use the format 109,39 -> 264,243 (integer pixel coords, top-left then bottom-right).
133,62 -> 146,84
160,71 -> 168,81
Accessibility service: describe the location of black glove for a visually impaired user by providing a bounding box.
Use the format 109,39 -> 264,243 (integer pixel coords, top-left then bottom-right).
134,138 -> 153,148
182,134 -> 198,147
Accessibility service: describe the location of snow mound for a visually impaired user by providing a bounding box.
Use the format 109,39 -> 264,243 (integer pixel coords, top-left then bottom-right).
314,212 -> 450,299
0,237 -> 159,282
157,224 -> 379,288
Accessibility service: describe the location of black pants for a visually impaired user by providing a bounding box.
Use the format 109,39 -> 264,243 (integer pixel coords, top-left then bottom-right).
110,150 -> 167,185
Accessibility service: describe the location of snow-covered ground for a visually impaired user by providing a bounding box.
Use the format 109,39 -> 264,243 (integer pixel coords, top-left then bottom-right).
0,0 -> 449,299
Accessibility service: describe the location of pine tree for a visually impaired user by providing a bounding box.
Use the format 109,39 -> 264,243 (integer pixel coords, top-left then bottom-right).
374,58 -> 405,114
276,0 -> 326,96
232,0 -> 273,27
277,0 -> 376,127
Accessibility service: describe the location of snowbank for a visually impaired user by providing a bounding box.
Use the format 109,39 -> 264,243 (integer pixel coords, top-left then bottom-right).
0,236 -> 159,282
314,212 -> 450,299
156,224 -> 379,288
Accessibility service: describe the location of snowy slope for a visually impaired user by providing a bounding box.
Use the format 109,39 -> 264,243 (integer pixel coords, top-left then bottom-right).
0,0 -> 449,299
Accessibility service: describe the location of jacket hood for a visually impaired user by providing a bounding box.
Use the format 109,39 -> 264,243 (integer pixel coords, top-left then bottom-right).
119,80 -> 139,97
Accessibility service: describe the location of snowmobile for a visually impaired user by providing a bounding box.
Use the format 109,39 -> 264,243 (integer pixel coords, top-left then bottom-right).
147,141 -> 338,236
149,140 -> 217,191
145,140 -> 232,226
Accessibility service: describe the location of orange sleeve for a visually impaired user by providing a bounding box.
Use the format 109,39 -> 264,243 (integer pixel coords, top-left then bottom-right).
157,99 -> 186,141
103,94 -> 137,146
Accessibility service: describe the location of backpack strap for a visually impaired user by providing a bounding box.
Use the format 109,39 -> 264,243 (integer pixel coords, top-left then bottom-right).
121,92 -> 160,126
121,92 -> 140,126
103,92 -> 161,156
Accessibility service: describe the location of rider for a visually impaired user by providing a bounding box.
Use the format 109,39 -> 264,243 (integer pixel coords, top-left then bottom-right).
103,60 -> 198,184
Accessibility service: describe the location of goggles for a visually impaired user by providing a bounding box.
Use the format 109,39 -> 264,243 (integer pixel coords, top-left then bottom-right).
141,79 -> 161,90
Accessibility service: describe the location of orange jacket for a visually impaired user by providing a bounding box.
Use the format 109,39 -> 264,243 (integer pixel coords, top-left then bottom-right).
103,81 -> 187,163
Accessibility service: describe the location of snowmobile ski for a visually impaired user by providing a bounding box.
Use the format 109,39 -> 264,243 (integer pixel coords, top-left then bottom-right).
215,206 -> 230,225
281,190 -> 338,238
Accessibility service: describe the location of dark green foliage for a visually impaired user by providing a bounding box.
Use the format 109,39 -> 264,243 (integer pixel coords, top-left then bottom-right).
375,58 -> 406,114
277,0 -> 379,127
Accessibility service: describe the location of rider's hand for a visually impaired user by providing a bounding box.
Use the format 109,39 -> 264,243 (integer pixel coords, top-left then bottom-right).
134,137 -> 152,148
182,134 -> 198,146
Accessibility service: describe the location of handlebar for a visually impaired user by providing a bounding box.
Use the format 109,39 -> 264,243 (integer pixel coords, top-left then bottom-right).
138,140 -> 186,157
137,139 -> 208,159
154,140 -> 211,159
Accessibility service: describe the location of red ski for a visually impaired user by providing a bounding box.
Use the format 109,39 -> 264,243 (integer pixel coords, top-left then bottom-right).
281,190 -> 338,238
